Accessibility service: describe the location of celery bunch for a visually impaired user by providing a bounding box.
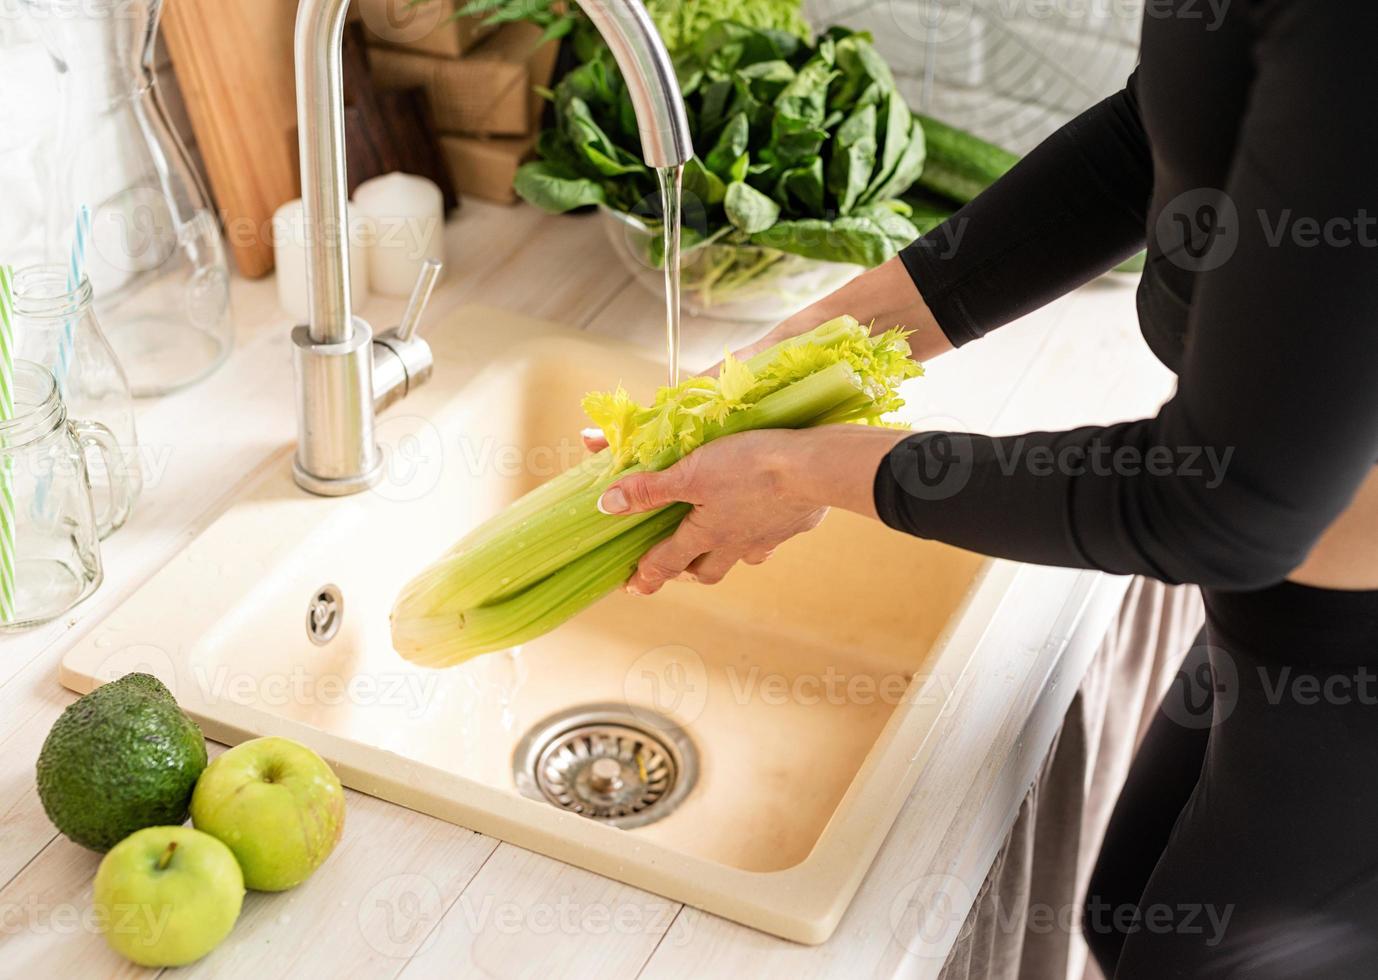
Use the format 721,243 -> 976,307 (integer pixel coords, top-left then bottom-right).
389,316 -> 921,667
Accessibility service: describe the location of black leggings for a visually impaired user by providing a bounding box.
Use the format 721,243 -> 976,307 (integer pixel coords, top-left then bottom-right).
1085,581 -> 1378,978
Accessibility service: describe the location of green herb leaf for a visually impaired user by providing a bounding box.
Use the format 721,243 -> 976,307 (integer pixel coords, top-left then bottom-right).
861,115 -> 927,205
513,161 -> 607,213
683,156 -> 728,207
828,102 -> 877,215
750,216 -> 897,266
724,180 -> 781,234
705,112 -> 750,178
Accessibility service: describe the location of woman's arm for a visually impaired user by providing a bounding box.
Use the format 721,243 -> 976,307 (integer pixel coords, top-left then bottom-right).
603,4 -> 1378,594
741,70 -> 1153,359
733,258 -> 954,363
877,0 -> 1378,590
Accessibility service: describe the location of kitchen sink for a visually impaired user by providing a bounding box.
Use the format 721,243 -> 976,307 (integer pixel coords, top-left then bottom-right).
62,304 -> 1031,943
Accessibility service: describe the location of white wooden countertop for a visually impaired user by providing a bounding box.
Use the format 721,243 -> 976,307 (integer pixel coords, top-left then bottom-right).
0,202 -> 1174,978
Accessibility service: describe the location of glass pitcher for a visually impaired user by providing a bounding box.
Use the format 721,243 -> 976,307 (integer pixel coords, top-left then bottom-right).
0,361 -> 135,631
12,265 -> 142,528
24,0 -> 233,396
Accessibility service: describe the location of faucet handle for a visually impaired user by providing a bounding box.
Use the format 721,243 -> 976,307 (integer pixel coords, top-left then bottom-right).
372,258 -> 442,413
397,259 -> 443,342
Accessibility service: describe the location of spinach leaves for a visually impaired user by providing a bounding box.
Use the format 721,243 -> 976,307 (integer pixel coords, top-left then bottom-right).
514,22 -> 927,269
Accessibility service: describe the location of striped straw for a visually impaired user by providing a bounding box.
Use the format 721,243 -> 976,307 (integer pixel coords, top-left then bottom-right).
57,204 -> 91,393
0,264 -> 16,623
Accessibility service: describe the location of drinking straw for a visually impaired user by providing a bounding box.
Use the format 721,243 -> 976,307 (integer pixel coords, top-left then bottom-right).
57,204 -> 90,392
0,264 -> 16,623
32,205 -> 92,519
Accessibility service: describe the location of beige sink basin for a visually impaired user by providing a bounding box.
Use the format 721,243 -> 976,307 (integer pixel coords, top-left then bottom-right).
62,305 -> 1020,943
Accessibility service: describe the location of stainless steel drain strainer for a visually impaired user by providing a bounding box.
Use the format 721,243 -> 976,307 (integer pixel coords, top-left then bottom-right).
513,704 -> 697,829
305,584 -> 343,646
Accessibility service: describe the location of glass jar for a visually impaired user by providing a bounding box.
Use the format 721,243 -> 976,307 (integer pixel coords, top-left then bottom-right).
13,265 -> 142,528
0,361 -> 135,630
24,0 -> 233,396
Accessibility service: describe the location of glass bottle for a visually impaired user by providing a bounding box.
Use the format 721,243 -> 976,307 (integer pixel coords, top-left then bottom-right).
26,0 -> 233,396
13,265 -> 142,529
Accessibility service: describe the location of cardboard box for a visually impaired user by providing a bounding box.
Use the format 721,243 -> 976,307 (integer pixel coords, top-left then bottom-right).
356,0 -> 496,58
472,20 -> 560,125
368,21 -> 560,137
370,46 -> 531,135
440,133 -> 537,204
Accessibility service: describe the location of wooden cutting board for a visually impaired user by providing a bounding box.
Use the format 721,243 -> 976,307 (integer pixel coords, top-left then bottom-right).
161,0 -> 300,279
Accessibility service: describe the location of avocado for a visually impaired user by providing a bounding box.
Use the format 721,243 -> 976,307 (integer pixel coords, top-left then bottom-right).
36,673 -> 208,852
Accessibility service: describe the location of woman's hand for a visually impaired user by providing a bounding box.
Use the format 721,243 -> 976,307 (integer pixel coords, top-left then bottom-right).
596,430 -> 826,594
596,425 -> 914,595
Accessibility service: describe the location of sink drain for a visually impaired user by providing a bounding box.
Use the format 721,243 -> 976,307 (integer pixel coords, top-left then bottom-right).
513,704 -> 697,829
305,584 -> 343,646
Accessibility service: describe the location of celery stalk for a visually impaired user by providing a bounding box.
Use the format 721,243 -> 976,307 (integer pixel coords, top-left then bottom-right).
397,360 -> 865,615
390,315 -> 924,668
392,504 -> 691,665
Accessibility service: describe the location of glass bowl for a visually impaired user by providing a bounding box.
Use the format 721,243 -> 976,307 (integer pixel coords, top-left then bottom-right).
598,206 -> 863,324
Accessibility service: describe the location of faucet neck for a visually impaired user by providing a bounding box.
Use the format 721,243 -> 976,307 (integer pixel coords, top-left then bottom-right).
294,0 -> 354,345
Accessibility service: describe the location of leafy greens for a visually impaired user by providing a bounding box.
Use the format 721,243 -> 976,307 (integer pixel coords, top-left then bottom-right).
514,23 -> 928,270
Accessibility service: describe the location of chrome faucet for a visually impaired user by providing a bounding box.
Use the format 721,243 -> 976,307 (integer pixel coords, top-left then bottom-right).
290,0 -> 693,495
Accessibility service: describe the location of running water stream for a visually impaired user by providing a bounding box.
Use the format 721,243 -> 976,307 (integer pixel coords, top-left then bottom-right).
656,164 -> 684,386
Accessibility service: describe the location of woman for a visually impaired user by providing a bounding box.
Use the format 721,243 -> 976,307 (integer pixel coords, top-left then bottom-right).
594,2 -> 1378,976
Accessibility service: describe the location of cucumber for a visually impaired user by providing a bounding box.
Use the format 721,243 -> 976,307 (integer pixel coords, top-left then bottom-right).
1113,251 -> 1147,274
914,114 -> 1019,204
904,191 -> 957,234
911,115 -> 1149,277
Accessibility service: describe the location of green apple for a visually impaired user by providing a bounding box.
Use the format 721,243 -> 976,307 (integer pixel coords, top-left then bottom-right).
190,736 -> 345,891
93,825 -> 244,967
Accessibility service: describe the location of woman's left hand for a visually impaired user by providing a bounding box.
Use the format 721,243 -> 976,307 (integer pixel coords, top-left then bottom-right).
596,429 -> 827,595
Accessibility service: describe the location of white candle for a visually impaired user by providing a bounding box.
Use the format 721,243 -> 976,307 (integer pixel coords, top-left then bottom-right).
271,199 -> 372,323
352,172 -> 446,298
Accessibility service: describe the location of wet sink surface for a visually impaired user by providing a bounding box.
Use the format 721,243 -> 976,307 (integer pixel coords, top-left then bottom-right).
63,304 -> 999,942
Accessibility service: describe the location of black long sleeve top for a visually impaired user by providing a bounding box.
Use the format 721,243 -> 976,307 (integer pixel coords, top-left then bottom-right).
875,0 -> 1378,590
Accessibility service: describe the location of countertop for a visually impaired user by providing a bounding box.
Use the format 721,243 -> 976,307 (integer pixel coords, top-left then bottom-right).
0,202 -> 1174,978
